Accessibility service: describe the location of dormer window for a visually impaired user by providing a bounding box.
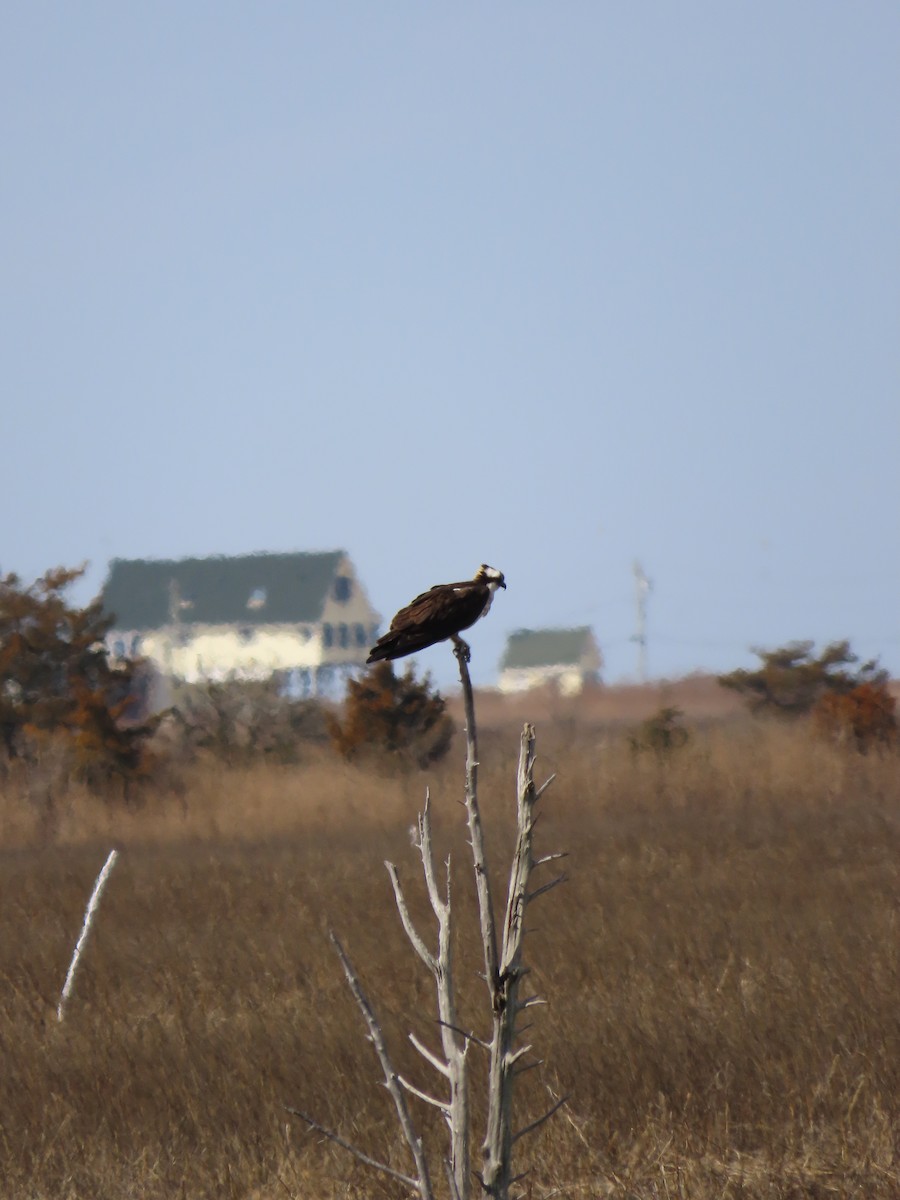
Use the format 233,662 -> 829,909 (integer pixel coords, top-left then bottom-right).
333,576 -> 352,603
168,580 -> 194,621
247,587 -> 267,611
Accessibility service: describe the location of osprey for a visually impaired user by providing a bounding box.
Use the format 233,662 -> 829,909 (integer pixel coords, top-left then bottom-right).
367,564 -> 507,663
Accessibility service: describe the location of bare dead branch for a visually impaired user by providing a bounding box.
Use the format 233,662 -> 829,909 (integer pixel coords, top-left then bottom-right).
527,873 -> 568,902
504,1044 -> 533,1069
284,1107 -> 419,1191
519,995 -> 547,1010
398,1073 -> 451,1112
329,932 -> 435,1199
417,791 -> 449,920
435,1019 -> 490,1051
512,1058 -> 543,1077
534,774 -> 557,800
386,862 -> 436,974
532,850 -> 568,867
511,1094 -> 570,1145
408,1031 -> 451,1077
412,785 -> 471,1195
57,848 -> 119,1023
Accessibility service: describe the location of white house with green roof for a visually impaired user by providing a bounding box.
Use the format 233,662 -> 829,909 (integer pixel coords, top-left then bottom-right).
498,626 -> 602,696
101,550 -> 380,694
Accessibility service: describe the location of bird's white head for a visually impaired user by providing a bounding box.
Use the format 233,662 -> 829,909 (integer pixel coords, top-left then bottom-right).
475,564 -> 507,591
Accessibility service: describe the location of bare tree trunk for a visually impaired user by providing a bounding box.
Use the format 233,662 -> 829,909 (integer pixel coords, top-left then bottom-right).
454,641 -> 564,1198
290,645 -> 564,1200
481,726 -> 565,1196
453,639 -> 500,1003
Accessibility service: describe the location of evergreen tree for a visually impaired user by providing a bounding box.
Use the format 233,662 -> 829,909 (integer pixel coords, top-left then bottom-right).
719,639 -> 889,717
328,661 -> 453,770
0,565 -> 157,785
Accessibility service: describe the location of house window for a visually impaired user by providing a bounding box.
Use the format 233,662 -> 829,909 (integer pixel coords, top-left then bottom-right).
338,623 -> 349,648
323,623 -> 334,647
333,576 -> 352,603
247,587 -> 267,610
113,639 -> 126,658
354,624 -> 367,647
130,635 -> 142,655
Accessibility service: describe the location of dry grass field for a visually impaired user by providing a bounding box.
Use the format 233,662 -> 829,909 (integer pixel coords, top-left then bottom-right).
1,692 -> 899,1198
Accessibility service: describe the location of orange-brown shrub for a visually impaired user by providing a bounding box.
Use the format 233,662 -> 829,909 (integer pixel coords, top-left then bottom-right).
813,680 -> 897,750
327,661 -> 453,769
719,638 -> 889,716
0,566 -> 159,791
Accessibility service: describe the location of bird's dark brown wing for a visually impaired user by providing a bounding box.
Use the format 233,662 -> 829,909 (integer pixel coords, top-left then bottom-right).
389,581 -> 485,631
366,582 -> 488,663
388,580 -> 480,628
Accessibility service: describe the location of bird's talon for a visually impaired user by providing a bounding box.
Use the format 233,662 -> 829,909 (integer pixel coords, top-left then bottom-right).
453,637 -> 472,664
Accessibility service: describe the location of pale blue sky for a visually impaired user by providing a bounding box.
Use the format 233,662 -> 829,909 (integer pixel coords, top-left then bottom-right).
2,4 -> 898,687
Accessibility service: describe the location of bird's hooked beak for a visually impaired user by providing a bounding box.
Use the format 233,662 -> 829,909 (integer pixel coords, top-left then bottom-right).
499,579 -> 507,589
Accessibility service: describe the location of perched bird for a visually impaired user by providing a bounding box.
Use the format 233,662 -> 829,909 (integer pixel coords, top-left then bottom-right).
367,564 -> 506,664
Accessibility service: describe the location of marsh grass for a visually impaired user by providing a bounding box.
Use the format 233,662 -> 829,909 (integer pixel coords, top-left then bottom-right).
1,716 -> 898,1197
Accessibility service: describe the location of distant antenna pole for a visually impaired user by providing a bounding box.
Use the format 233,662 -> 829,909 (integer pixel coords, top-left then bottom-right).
631,561 -> 652,683
166,578 -> 183,677
168,578 -> 179,625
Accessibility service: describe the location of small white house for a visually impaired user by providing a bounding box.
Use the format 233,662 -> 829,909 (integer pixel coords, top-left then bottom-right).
498,627 -> 602,696
102,550 -> 380,695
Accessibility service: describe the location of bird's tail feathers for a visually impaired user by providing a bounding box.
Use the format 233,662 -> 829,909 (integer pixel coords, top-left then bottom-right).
366,630 -> 435,664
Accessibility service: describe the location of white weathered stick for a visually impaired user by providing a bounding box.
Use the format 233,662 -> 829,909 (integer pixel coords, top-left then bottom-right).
57,848 -> 119,1023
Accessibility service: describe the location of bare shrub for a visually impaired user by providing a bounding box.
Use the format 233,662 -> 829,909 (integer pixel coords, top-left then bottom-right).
172,678 -> 329,765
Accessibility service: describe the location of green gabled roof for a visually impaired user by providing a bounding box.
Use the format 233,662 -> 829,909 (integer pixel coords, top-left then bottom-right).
102,551 -> 346,630
500,627 -> 595,670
